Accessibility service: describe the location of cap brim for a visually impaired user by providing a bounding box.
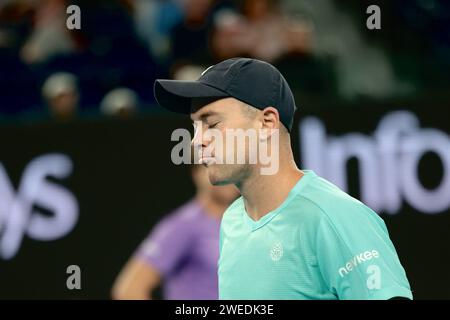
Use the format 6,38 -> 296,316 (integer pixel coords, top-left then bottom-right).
154,80 -> 229,114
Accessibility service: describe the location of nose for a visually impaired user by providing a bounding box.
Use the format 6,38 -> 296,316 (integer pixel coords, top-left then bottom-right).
191,123 -> 213,157
191,124 -> 203,149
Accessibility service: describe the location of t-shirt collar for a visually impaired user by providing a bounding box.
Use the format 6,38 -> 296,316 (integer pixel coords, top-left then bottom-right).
243,170 -> 317,231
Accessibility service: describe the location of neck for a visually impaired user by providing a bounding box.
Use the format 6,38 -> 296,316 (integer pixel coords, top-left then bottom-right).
196,193 -> 228,220
239,156 -> 303,221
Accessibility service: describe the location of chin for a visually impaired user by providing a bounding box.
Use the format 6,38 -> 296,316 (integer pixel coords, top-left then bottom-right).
206,165 -> 232,186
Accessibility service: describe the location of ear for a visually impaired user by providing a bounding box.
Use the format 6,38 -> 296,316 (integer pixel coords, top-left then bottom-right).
260,106 -> 280,140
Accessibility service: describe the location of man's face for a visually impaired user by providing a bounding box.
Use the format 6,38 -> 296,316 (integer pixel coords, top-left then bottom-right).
49,91 -> 78,120
190,97 -> 259,186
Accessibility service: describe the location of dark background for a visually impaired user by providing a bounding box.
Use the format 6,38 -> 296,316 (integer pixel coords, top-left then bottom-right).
0,103 -> 449,299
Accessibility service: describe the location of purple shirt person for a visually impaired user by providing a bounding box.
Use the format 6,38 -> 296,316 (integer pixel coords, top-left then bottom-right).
137,199 -> 220,299
112,165 -> 239,300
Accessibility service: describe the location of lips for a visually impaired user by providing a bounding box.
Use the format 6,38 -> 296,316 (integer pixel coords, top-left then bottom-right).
196,149 -> 217,165
199,157 -> 216,166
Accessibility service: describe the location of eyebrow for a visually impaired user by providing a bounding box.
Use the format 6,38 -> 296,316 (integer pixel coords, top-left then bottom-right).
191,111 -> 220,123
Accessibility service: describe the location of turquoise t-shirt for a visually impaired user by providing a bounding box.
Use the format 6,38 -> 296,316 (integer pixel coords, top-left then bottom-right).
218,170 -> 412,300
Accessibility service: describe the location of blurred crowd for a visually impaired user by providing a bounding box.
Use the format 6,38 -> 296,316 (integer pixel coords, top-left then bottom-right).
0,0 -> 448,122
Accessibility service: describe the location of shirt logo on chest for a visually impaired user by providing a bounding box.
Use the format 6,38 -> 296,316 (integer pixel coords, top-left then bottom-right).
270,242 -> 283,261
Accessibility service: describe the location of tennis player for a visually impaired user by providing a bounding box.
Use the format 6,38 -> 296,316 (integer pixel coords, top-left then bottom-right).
153,57 -> 412,300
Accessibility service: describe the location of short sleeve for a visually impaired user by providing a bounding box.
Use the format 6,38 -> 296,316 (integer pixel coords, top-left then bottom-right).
135,214 -> 193,277
315,205 -> 413,300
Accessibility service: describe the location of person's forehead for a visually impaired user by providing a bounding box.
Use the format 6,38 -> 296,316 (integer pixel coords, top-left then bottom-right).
190,97 -> 239,120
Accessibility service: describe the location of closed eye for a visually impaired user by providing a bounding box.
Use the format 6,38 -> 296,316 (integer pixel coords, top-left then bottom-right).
209,122 -> 220,128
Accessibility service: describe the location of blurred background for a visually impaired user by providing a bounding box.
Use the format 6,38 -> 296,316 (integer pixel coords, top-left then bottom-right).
0,0 -> 449,299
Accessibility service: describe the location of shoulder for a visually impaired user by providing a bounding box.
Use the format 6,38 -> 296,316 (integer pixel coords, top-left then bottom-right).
138,200 -> 201,254
156,199 -> 203,230
291,174 -> 386,232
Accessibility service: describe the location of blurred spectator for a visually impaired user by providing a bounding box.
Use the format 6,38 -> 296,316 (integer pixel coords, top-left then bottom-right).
42,72 -> 79,120
286,0 -> 414,100
20,0 -> 78,64
100,87 -> 139,118
0,0 -> 448,120
212,0 -> 311,63
169,0 -> 218,67
0,0 -> 34,52
37,0 -> 166,109
173,64 -> 204,80
132,0 -> 184,62
112,165 -> 239,300
0,0 -> 40,115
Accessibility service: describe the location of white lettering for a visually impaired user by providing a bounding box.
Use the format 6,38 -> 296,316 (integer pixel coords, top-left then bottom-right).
0,154 -> 79,260
300,111 -> 450,214
338,250 -> 380,277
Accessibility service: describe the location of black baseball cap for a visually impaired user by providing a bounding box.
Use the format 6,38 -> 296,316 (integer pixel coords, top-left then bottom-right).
153,57 -> 297,131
